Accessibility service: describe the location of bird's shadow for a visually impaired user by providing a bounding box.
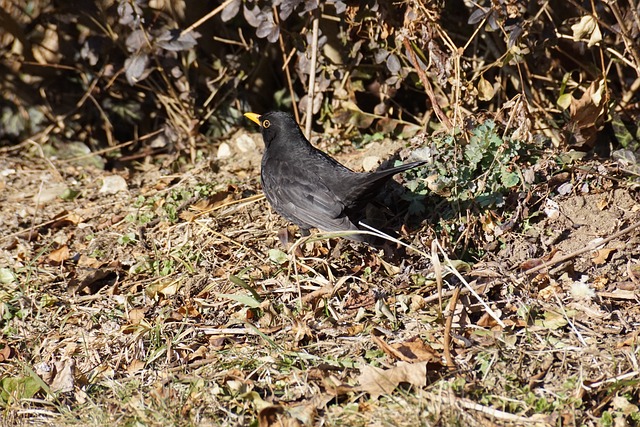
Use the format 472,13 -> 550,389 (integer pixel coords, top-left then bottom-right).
352,156 -> 433,249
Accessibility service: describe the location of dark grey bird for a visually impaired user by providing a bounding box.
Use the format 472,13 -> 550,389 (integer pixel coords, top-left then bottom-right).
244,111 -> 426,242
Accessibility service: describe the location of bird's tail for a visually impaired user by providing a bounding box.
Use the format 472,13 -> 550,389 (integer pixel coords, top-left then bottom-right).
339,160 -> 427,214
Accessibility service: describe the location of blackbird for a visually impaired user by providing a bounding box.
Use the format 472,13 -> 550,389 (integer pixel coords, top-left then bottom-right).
244,111 -> 426,242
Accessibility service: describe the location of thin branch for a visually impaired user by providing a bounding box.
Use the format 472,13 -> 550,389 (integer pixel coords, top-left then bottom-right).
443,287 -> 460,370
305,9 -> 320,139
180,0 -> 237,37
402,37 -> 452,131
523,220 -> 640,275
273,6 -> 300,123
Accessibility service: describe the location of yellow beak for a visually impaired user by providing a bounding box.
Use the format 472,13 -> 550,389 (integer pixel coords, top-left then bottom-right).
244,112 -> 261,126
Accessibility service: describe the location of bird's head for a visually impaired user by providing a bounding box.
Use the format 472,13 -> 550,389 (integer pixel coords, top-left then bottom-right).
244,111 -> 305,149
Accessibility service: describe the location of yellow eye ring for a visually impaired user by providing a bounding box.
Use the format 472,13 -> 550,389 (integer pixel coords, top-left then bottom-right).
262,120 -> 271,128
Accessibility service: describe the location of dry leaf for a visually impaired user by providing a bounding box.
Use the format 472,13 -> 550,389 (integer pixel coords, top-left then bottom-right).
128,308 -> 147,324
189,345 -> 209,361
477,312 -> 500,328
170,304 -> 200,321
50,359 -> 76,393
0,344 -> 14,362
258,405 -> 303,427
77,255 -> 102,268
617,330 -> 640,348
190,190 -> 235,213
146,280 -> 180,298
69,267 -> 119,294
371,330 -> 438,363
596,198 -> 609,210
394,337 -> 439,362
48,245 -> 70,264
51,211 -> 83,228
179,210 -> 197,221
477,75 -> 495,101
356,361 -> 428,399
127,359 -> 145,373
322,375 -> 357,396
592,248 -> 615,265
565,79 -> 608,148
570,15 -> 602,47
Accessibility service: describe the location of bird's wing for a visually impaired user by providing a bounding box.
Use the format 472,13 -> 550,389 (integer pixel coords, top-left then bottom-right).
262,161 -> 358,233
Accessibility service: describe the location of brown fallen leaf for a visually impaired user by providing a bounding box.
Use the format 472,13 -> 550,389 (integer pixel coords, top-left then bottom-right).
187,345 -> 208,362
179,210 -> 197,222
322,375 -> 357,396
0,344 -> 14,362
51,210 -> 83,228
50,358 -> 76,393
564,79 -> 608,149
191,188 -> 236,213
128,308 -> 147,324
371,329 -> 438,363
597,198 -> 609,210
77,255 -> 102,268
68,266 -> 120,294
592,248 -> 615,265
356,361 -> 428,399
172,304 -> 201,321
617,330 -> 640,348
519,248 -> 559,271
258,405 -> 302,427
127,359 -> 145,374
48,245 -> 70,264
476,311 -> 501,328
146,280 -> 180,298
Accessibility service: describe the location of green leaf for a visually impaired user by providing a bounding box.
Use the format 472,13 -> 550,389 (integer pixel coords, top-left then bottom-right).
501,170 -> 520,188
217,292 -> 261,308
535,310 -> 569,329
0,268 -> 16,285
0,376 -> 42,406
268,249 -> 289,265
229,274 -> 262,302
557,93 -> 572,110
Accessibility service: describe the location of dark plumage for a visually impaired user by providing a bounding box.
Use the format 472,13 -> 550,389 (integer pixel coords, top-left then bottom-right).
245,111 -> 426,242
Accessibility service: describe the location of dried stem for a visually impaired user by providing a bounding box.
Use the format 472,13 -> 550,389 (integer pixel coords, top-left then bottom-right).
402,37 -> 452,131
305,9 -> 320,139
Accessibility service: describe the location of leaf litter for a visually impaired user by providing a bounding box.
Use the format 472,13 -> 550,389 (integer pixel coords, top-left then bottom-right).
0,135 -> 639,426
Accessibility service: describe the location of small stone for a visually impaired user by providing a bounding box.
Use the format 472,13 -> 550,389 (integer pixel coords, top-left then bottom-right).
217,142 -> 232,159
35,183 -> 68,204
362,156 -> 381,172
99,175 -> 128,194
235,134 -> 256,153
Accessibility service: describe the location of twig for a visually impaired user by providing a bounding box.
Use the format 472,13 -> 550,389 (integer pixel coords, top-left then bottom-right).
606,0 -> 640,76
55,129 -> 163,163
431,239 -> 443,318
305,8 -> 320,139
402,38 -> 452,131
443,287 -> 460,370
583,370 -> 639,389
180,0 -> 237,37
434,240 -> 506,329
523,220 -> 640,275
273,6 -> 300,123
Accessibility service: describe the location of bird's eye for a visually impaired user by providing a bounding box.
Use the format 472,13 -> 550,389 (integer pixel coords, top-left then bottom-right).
262,120 -> 271,128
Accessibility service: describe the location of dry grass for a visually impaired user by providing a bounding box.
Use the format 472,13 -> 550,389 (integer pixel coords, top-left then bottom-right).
1,134 -> 639,426
2,3 -> 640,424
